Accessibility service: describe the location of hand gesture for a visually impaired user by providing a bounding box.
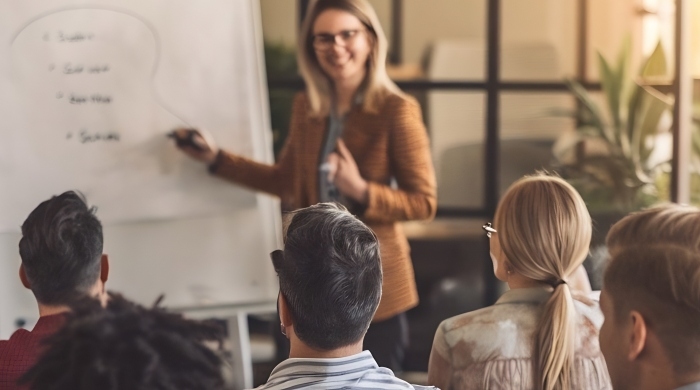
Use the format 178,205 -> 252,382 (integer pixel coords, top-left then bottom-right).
170,128 -> 220,165
326,140 -> 369,204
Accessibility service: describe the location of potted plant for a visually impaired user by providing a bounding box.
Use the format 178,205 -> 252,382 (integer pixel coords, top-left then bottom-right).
553,41 -> 673,214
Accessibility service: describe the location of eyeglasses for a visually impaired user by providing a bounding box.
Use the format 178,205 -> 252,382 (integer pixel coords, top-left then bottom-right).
482,222 -> 497,238
312,29 -> 365,50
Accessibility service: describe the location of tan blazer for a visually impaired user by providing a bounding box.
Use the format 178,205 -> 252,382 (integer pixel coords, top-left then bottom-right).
210,91 -> 437,320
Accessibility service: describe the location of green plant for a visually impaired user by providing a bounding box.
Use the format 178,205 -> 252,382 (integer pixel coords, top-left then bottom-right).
554,41 -> 673,211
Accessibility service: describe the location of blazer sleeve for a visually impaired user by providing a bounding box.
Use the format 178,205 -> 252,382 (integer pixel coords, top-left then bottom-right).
363,97 -> 437,223
208,94 -> 304,199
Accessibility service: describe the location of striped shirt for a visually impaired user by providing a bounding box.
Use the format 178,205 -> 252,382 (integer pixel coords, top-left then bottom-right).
254,351 -> 438,390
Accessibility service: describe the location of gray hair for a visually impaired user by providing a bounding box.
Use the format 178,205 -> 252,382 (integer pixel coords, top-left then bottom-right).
274,203 -> 382,350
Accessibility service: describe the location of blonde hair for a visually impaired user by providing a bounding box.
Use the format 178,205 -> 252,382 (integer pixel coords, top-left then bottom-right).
605,244 -> 700,375
494,173 -> 592,390
297,0 -> 404,116
606,203 -> 700,257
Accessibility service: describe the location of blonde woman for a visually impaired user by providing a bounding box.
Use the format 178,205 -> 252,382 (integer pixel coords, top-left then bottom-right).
428,174 -> 611,390
172,0 -> 436,369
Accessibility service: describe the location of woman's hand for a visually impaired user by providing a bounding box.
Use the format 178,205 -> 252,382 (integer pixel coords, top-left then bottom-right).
326,140 -> 369,204
170,128 -> 220,165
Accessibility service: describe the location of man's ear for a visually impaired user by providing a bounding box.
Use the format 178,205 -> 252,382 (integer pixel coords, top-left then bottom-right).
628,311 -> 648,361
19,265 -> 31,290
278,293 -> 293,328
100,254 -> 109,284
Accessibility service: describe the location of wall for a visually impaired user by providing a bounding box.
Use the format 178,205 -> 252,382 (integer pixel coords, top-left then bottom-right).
260,0 -> 298,46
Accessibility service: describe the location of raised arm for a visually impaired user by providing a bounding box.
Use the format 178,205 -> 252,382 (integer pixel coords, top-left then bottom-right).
206,94 -> 305,199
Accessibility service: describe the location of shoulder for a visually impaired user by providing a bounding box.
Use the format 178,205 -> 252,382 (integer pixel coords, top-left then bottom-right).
573,297 -> 604,328
0,328 -> 33,360
376,92 -> 421,116
437,303 -> 540,362
440,301 -> 540,335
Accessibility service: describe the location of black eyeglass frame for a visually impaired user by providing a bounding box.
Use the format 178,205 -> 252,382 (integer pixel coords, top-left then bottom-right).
311,29 -> 366,50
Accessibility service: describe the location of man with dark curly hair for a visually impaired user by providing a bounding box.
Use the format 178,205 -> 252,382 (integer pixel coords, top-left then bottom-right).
0,191 -> 109,389
20,293 -> 226,390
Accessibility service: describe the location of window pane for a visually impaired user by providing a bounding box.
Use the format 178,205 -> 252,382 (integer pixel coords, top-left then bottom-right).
500,0 -> 577,81
498,92 -> 575,195
426,91 -> 485,208
398,0 -> 487,81
587,0 -> 640,81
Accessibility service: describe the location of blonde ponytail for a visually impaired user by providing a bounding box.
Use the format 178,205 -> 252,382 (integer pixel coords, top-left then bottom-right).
494,173 -> 591,390
534,283 -> 576,390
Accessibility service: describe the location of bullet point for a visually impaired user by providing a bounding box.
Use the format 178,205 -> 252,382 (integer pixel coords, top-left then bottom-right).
56,92 -> 63,99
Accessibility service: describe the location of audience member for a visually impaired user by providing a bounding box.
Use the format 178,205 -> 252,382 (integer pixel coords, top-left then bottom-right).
0,191 -> 109,389
20,293 -> 226,390
258,203 -> 436,389
428,174 -> 611,390
599,204 -> 700,390
606,203 -> 700,256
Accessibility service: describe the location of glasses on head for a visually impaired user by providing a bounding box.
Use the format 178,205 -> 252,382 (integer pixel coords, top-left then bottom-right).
482,222 -> 497,238
312,29 -> 364,50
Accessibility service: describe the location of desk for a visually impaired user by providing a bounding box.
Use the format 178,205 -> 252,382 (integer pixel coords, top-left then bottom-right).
174,300 -> 278,390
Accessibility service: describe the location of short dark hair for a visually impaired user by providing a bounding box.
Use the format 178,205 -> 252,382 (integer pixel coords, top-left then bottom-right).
604,245 -> 700,375
21,293 -> 225,390
273,203 -> 382,350
19,191 -> 104,305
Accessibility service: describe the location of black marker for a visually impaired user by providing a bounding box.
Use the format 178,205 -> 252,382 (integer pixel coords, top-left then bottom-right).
168,129 -> 205,152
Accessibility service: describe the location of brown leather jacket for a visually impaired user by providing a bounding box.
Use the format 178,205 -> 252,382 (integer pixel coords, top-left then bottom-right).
210,91 -> 437,321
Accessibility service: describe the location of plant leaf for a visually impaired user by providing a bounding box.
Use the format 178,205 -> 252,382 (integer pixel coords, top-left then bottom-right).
564,77 -> 610,143
598,53 -> 624,149
641,41 -> 668,77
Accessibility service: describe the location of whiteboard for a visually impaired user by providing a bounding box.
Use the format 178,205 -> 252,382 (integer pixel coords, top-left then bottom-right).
0,0 -> 280,338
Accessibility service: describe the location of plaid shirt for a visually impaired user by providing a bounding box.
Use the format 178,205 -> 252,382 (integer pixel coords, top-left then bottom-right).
0,314 -> 65,390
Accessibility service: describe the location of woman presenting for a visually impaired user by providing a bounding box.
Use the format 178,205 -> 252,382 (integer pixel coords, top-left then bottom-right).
173,0 -> 436,369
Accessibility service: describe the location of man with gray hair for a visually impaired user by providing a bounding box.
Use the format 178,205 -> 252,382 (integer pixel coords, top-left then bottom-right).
257,203 -> 436,390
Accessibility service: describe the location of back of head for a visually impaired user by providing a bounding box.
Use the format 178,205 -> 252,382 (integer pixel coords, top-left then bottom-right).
494,173 -> 592,390
298,0 -> 401,115
19,191 -> 103,305
21,293 -> 225,390
273,202 -> 382,350
605,244 -> 700,376
606,204 -> 700,256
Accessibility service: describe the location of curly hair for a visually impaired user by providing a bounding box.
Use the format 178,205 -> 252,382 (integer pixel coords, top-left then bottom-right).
20,293 -> 226,390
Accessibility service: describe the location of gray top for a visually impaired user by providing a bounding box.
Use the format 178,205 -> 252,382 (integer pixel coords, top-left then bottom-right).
318,111 -> 345,204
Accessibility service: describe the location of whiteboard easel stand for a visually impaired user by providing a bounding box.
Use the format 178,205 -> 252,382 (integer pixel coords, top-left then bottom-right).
174,300 -> 278,390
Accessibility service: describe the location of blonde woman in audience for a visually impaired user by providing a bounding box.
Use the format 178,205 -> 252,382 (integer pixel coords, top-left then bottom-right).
599,205 -> 700,390
428,173 -> 611,390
